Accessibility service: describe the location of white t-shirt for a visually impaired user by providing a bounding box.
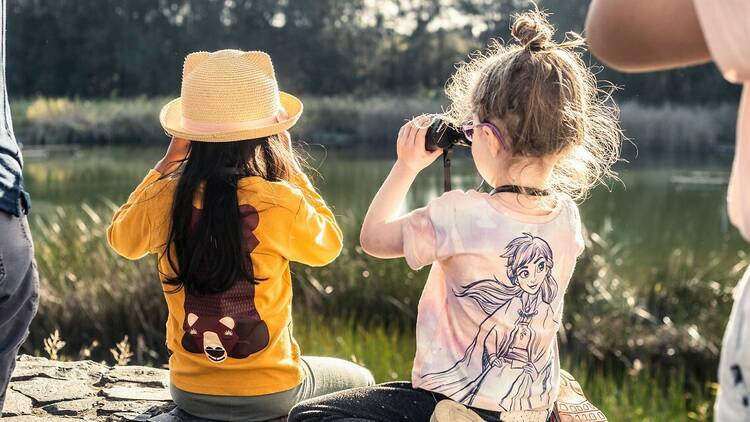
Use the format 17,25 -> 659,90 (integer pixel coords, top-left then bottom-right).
402,190 -> 584,412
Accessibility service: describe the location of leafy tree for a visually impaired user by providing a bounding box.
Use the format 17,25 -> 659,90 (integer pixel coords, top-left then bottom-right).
5,0 -> 740,104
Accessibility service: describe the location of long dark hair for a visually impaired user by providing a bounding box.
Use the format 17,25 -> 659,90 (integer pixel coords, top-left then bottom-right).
162,136 -> 298,295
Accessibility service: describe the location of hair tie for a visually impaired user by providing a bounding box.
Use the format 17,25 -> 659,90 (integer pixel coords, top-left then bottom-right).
527,40 -> 548,52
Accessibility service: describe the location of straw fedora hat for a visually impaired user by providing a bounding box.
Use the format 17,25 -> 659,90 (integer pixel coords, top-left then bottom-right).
160,49 -> 303,142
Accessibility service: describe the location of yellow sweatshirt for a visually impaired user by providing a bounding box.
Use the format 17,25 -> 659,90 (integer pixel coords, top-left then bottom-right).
107,169 -> 342,396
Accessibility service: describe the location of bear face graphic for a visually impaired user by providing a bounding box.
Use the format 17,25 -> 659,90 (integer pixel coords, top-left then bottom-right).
182,311 -> 270,363
185,313 -> 235,363
180,204 -> 269,363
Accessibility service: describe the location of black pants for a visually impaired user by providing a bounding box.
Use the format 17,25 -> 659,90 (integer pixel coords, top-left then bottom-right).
288,381 -> 503,422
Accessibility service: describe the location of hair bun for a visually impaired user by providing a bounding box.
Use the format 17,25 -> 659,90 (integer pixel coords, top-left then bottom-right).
511,10 -> 554,52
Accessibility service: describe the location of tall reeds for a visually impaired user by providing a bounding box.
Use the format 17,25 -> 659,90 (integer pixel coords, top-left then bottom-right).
26,201 -> 742,369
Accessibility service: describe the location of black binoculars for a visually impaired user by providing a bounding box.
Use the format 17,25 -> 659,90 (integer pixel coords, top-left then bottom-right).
425,118 -> 471,151
423,117 -> 472,193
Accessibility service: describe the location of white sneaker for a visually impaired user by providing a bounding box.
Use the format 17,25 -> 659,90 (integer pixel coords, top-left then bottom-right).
553,369 -> 607,422
430,399 -> 485,422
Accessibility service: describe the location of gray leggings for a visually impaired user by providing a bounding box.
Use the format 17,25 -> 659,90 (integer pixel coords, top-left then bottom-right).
170,356 -> 375,421
0,211 -> 39,415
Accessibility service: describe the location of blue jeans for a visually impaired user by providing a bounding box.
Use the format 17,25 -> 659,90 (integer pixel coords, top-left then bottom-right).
0,210 -> 38,414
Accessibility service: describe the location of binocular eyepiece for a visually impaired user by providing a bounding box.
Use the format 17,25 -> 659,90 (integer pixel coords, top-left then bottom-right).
425,118 -> 471,151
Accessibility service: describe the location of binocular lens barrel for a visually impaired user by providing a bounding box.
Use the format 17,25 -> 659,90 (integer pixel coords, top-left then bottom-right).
425,119 -> 469,151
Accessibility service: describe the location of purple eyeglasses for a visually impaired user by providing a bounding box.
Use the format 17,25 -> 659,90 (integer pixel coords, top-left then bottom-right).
461,122 -> 508,150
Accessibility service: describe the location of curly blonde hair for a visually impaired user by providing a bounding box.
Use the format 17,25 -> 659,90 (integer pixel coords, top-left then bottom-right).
444,9 -> 622,201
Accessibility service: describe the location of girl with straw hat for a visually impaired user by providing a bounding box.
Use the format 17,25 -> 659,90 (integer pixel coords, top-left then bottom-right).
107,49 -> 374,421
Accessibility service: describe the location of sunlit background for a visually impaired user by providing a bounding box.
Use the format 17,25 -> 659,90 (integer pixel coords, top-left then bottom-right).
7,1 -> 745,420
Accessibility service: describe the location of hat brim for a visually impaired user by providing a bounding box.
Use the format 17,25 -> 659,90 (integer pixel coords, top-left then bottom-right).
159,92 -> 303,142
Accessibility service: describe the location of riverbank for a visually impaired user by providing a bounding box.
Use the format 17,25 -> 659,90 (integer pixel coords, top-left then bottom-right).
10,97 -> 738,154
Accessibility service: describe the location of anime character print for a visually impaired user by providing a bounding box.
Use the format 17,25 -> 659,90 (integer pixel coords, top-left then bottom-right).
421,233 -> 560,411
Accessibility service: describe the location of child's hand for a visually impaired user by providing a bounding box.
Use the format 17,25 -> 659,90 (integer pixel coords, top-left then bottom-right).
154,137 -> 190,174
395,115 -> 443,174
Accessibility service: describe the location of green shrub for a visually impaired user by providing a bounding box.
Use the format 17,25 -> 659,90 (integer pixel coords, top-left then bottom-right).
11,97 -> 739,152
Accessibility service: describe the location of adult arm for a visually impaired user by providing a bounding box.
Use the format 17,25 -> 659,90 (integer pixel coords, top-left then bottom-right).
585,0 -> 711,72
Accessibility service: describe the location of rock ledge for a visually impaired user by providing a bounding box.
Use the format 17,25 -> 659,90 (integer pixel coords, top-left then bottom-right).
3,355 -> 211,421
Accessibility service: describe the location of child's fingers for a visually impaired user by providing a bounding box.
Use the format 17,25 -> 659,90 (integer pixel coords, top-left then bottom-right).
171,137 -> 189,146
408,115 -> 429,144
414,114 -> 432,127
404,120 -> 418,147
415,120 -> 430,149
398,121 -> 408,139
397,121 -> 410,152
411,115 -> 432,147
167,137 -> 191,159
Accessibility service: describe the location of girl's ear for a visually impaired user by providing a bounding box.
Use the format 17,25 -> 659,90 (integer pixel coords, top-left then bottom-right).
485,126 -> 504,158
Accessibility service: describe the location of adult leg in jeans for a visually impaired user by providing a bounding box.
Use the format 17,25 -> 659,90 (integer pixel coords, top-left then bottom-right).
0,211 -> 39,414
288,381 -> 502,422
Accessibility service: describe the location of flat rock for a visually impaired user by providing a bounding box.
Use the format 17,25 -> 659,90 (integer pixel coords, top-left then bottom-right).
15,355 -> 54,364
109,403 -> 175,421
99,400 -> 171,414
102,386 -> 171,402
10,359 -> 67,380
146,408 -> 285,422
115,412 -> 157,421
2,388 -> 33,416
43,397 -> 100,416
5,356 -> 197,421
11,358 -> 108,384
102,366 -> 168,388
11,378 -> 95,404
148,407 -> 217,422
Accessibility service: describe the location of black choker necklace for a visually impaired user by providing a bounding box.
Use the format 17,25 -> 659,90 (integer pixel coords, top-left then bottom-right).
490,185 -> 550,197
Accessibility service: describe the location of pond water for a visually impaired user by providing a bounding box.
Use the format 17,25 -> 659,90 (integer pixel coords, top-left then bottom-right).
23,146 -> 747,272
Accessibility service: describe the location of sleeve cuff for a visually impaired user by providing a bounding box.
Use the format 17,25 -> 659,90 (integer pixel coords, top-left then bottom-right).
145,169 -> 163,183
402,224 -> 426,270
401,209 -> 437,271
